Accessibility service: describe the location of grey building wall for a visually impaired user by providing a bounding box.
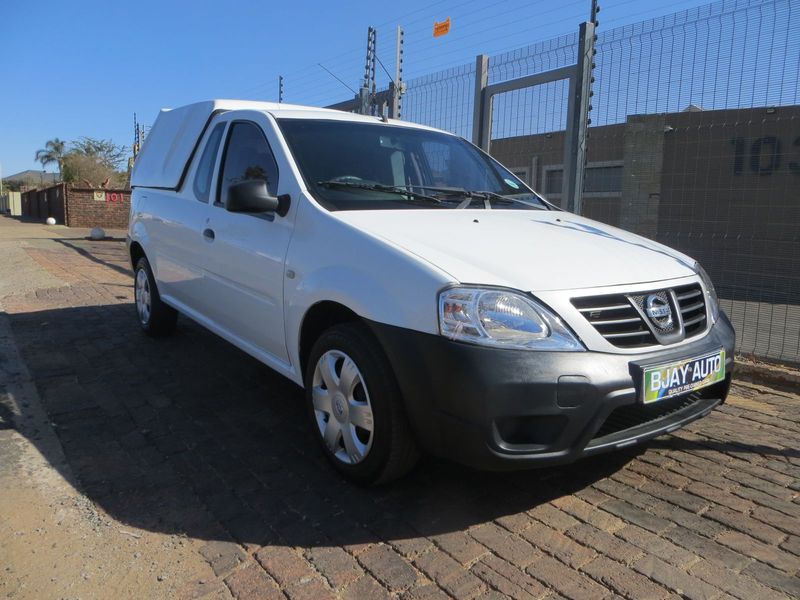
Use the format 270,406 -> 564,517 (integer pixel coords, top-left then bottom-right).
486,104 -> 800,307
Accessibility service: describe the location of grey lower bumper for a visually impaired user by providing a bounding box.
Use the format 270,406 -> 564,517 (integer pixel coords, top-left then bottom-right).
368,313 -> 735,470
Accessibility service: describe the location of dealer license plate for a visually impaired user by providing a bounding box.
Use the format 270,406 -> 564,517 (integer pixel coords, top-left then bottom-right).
642,349 -> 725,404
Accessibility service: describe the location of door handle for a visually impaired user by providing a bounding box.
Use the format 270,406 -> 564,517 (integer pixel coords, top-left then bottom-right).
203,228 -> 215,241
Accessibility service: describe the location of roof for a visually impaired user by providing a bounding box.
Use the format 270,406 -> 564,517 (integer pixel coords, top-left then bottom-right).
4,170 -> 59,184
130,99 -> 442,189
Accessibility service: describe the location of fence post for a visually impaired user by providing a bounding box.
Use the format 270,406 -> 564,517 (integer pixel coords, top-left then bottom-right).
389,26 -> 405,119
562,21 -> 596,214
472,54 -> 489,149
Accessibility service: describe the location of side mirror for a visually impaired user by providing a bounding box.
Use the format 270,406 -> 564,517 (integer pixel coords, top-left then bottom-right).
227,180 -> 289,215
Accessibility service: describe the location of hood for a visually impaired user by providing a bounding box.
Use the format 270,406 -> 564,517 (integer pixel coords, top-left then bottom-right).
334,209 -> 696,292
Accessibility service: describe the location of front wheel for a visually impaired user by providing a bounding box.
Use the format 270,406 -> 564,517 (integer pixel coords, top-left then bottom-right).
134,257 -> 177,337
305,323 -> 419,485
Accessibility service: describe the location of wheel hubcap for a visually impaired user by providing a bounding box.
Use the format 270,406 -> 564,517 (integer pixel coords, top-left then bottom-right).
135,268 -> 151,325
312,350 -> 374,465
332,393 -> 347,421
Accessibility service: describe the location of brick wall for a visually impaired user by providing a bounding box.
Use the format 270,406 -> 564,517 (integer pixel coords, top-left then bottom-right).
64,188 -> 130,229
21,185 -> 130,228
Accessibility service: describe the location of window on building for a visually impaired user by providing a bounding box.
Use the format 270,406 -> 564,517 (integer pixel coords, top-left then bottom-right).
544,164 -> 622,196
510,169 -> 529,185
584,165 -> 623,193
545,169 -> 564,195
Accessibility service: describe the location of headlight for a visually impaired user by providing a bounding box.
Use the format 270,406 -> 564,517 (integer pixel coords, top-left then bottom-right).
694,262 -> 720,323
438,287 -> 583,351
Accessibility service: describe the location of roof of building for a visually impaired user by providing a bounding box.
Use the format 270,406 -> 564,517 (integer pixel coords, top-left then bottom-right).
4,170 -> 59,184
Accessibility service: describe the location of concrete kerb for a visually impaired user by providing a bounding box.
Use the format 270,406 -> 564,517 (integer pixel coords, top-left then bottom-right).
734,355 -> 800,394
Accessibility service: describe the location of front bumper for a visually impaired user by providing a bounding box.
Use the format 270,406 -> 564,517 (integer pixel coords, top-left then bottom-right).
368,313 -> 735,470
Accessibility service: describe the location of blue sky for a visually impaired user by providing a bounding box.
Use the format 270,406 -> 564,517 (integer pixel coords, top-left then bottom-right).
0,0 -> 726,175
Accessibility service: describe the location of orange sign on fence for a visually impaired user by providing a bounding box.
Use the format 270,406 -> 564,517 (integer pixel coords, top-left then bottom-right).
433,17 -> 451,38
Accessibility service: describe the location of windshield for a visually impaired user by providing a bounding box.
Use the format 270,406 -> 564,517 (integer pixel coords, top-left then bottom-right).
277,118 -> 548,211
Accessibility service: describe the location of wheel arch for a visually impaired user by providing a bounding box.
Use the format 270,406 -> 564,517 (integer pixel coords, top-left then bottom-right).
298,301 -> 362,377
129,240 -> 145,269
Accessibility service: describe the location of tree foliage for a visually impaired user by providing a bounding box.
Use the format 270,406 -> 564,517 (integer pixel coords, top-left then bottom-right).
34,138 -> 67,174
61,153 -> 129,188
37,136 -> 131,188
69,137 -> 128,170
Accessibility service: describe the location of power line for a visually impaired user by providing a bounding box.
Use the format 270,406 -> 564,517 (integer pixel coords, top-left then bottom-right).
318,63 -> 358,95
257,5 -> 585,100
260,0 -> 557,97
375,53 -> 395,85
241,0 -> 716,106
237,0 -> 458,95
237,0 -> 547,96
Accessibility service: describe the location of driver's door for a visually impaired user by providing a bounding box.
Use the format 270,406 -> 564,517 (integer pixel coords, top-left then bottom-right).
200,113 -> 293,365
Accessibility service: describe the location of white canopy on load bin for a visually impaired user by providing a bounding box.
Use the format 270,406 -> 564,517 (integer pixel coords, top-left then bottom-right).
130,99 -> 334,190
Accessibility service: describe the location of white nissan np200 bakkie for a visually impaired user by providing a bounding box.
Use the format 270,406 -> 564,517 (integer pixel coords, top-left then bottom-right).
129,100 -> 734,484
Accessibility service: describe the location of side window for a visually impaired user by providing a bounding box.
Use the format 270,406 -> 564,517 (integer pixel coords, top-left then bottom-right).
193,123 -> 225,203
218,121 -> 279,206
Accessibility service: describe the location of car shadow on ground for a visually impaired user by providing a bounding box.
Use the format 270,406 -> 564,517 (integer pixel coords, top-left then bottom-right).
52,239 -> 133,276
10,301 -> 660,549
646,436 -> 800,459
0,402 -> 15,431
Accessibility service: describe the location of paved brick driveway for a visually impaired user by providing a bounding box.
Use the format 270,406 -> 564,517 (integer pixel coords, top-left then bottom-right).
2,219 -> 799,599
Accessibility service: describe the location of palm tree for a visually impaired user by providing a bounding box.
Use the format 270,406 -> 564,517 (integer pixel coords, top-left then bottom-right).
34,138 -> 66,181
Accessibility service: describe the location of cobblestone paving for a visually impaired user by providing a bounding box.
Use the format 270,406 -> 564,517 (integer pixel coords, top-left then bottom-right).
2,218 -> 799,599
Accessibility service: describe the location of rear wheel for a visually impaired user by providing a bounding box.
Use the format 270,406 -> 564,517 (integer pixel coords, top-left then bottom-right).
305,322 -> 419,485
134,257 -> 177,337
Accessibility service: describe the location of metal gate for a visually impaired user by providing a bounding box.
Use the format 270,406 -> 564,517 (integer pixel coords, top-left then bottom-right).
472,21 -> 596,215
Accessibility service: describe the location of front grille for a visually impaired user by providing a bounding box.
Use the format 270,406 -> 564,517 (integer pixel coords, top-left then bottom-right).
572,283 -> 708,348
674,283 -> 707,338
592,393 -> 699,439
572,294 -> 656,348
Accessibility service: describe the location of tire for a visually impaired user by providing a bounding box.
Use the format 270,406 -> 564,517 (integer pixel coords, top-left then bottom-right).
134,256 -> 178,337
305,322 -> 420,485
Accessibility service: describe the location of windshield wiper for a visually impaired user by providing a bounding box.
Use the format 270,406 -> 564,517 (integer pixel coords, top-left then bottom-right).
317,180 -> 442,204
407,186 -> 546,210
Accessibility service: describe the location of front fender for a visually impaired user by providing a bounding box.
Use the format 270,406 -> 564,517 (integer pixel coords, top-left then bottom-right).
285,263 -> 441,385
296,264 -> 408,324
282,199 -> 454,384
